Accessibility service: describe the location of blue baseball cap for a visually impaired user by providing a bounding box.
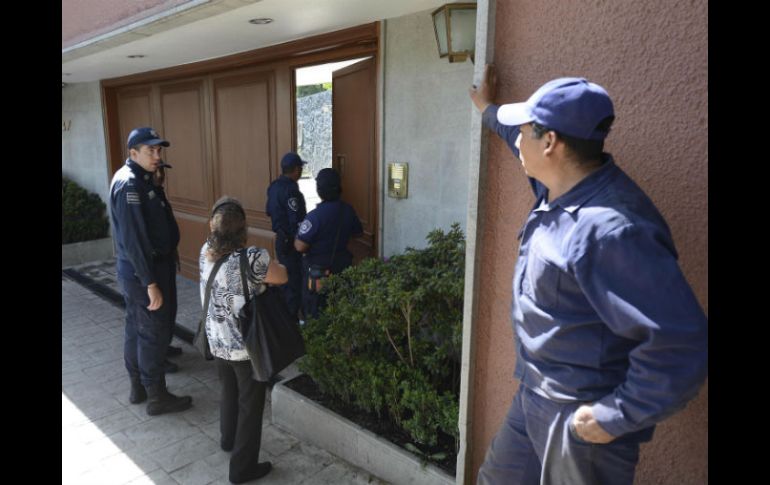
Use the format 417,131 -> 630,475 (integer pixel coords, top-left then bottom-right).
127,127 -> 170,150
280,152 -> 307,170
497,77 -> 614,140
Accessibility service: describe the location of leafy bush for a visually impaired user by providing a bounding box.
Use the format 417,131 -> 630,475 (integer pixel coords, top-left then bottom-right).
62,176 -> 109,244
299,223 -> 465,450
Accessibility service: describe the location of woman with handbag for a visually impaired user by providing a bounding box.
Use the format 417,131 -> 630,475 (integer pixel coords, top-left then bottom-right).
294,168 -> 363,319
199,196 -> 287,483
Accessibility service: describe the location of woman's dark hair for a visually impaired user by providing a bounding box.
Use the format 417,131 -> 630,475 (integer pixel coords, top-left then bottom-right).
206,196 -> 247,260
531,116 -> 615,164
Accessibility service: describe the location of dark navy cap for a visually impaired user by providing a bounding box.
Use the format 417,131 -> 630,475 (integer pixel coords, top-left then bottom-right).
497,78 -> 614,140
316,168 -> 340,190
127,127 -> 170,150
280,152 -> 308,170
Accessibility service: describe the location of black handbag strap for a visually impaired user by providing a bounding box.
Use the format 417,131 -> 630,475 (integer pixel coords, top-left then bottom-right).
328,205 -> 344,269
201,253 -> 229,321
238,249 -> 251,302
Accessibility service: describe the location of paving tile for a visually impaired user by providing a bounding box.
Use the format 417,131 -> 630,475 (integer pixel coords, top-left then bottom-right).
261,423 -> 300,457
169,459 -> 224,485
125,468 -> 180,485
63,271 -> 387,485
264,440 -> 333,483
122,413 -> 200,452
78,408 -> 145,441
301,462 -> 389,485
142,432 -> 220,473
71,448 -> 159,485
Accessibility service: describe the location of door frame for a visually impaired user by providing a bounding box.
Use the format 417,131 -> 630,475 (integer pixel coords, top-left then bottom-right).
289,55 -> 380,261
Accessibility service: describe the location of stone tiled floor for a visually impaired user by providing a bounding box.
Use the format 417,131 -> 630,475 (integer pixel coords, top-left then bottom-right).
62,262 -> 386,485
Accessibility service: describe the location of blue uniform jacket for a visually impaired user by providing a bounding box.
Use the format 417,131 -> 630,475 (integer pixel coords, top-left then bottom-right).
266,175 -> 307,241
482,105 -> 708,439
296,200 -> 363,272
110,160 -> 180,286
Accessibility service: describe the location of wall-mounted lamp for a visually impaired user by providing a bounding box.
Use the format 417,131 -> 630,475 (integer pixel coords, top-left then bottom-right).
431,2 -> 477,63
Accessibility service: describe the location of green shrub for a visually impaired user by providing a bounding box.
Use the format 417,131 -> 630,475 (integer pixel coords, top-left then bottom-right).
299,223 -> 465,450
62,176 -> 109,244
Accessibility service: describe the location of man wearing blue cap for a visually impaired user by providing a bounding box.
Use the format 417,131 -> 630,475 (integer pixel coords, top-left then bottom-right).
109,127 -> 193,416
469,65 -> 707,484
266,152 -> 308,320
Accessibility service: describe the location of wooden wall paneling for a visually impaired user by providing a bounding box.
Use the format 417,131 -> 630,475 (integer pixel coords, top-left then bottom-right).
101,23 -> 382,273
157,79 -> 212,277
157,79 -> 209,213
176,212 -> 210,280
116,86 -> 153,162
211,70 -> 276,236
101,86 -> 124,178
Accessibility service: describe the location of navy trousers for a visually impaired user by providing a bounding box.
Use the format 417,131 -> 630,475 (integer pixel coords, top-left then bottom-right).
276,248 -> 302,319
477,385 -> 644,485
119,258 -> 175,388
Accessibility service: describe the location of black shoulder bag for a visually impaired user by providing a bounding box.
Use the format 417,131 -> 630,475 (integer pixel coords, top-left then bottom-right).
193,254 -> 229,360
237,250 -> 306,382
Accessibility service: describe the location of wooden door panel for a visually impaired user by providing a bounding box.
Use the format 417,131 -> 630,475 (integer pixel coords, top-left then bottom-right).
332,58 -> 377,262
116,86 -> 152,162
159,81 -> 209,212
212,72 -> 275,227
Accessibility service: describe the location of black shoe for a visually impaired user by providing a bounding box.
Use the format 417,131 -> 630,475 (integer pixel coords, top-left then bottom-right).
167,345 -> 183,357
129,378 -> 147,404
146,385 -> 192,416
230,462 -> 272,484
164,359 -> 179,373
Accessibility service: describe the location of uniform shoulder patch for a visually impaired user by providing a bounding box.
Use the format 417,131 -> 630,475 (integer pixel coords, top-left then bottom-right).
298,220 -> 312,235
288,197 -> 299,212
126,191 -> 140,205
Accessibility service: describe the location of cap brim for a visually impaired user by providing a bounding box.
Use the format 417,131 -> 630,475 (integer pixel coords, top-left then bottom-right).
497,102 -> 534,126
145,138 -> 170,147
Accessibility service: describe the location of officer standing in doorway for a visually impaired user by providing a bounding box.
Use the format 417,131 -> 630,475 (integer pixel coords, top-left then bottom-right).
266,152 -> 308,320
110,126 -> 192,416
295,168 -> 363,319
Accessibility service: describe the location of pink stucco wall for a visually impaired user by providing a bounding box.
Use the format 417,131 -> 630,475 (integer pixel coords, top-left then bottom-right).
62,0 -> 191,48
472,1 -> 708,483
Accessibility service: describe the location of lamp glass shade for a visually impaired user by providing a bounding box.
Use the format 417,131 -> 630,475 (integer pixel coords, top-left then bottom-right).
433,9 -> 448,56
448,7 -> 476,53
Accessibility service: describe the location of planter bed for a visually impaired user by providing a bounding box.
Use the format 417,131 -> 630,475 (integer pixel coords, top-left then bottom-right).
62,237 -> 114,268
272,374 -> 456,485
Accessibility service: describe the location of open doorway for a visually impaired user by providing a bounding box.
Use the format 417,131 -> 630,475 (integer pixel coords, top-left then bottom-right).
294,58 -> 367,212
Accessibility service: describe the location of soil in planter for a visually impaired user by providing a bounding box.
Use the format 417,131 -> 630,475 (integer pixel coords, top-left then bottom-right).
284,374 -> 457,476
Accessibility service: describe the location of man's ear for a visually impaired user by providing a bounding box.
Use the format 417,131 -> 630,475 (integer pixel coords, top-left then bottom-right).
543,131 -> 557,154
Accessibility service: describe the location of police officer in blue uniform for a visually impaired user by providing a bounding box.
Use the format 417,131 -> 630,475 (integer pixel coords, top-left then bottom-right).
294,168 -> 363,319
266,152 -> 307,319
109,127 -> 192,416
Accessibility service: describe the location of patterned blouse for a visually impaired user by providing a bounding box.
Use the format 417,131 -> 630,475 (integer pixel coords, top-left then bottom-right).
199,243 -> 270,361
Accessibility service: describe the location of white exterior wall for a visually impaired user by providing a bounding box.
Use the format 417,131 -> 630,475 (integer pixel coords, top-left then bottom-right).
382,9 -> 474,257
62,82 -> 110,205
